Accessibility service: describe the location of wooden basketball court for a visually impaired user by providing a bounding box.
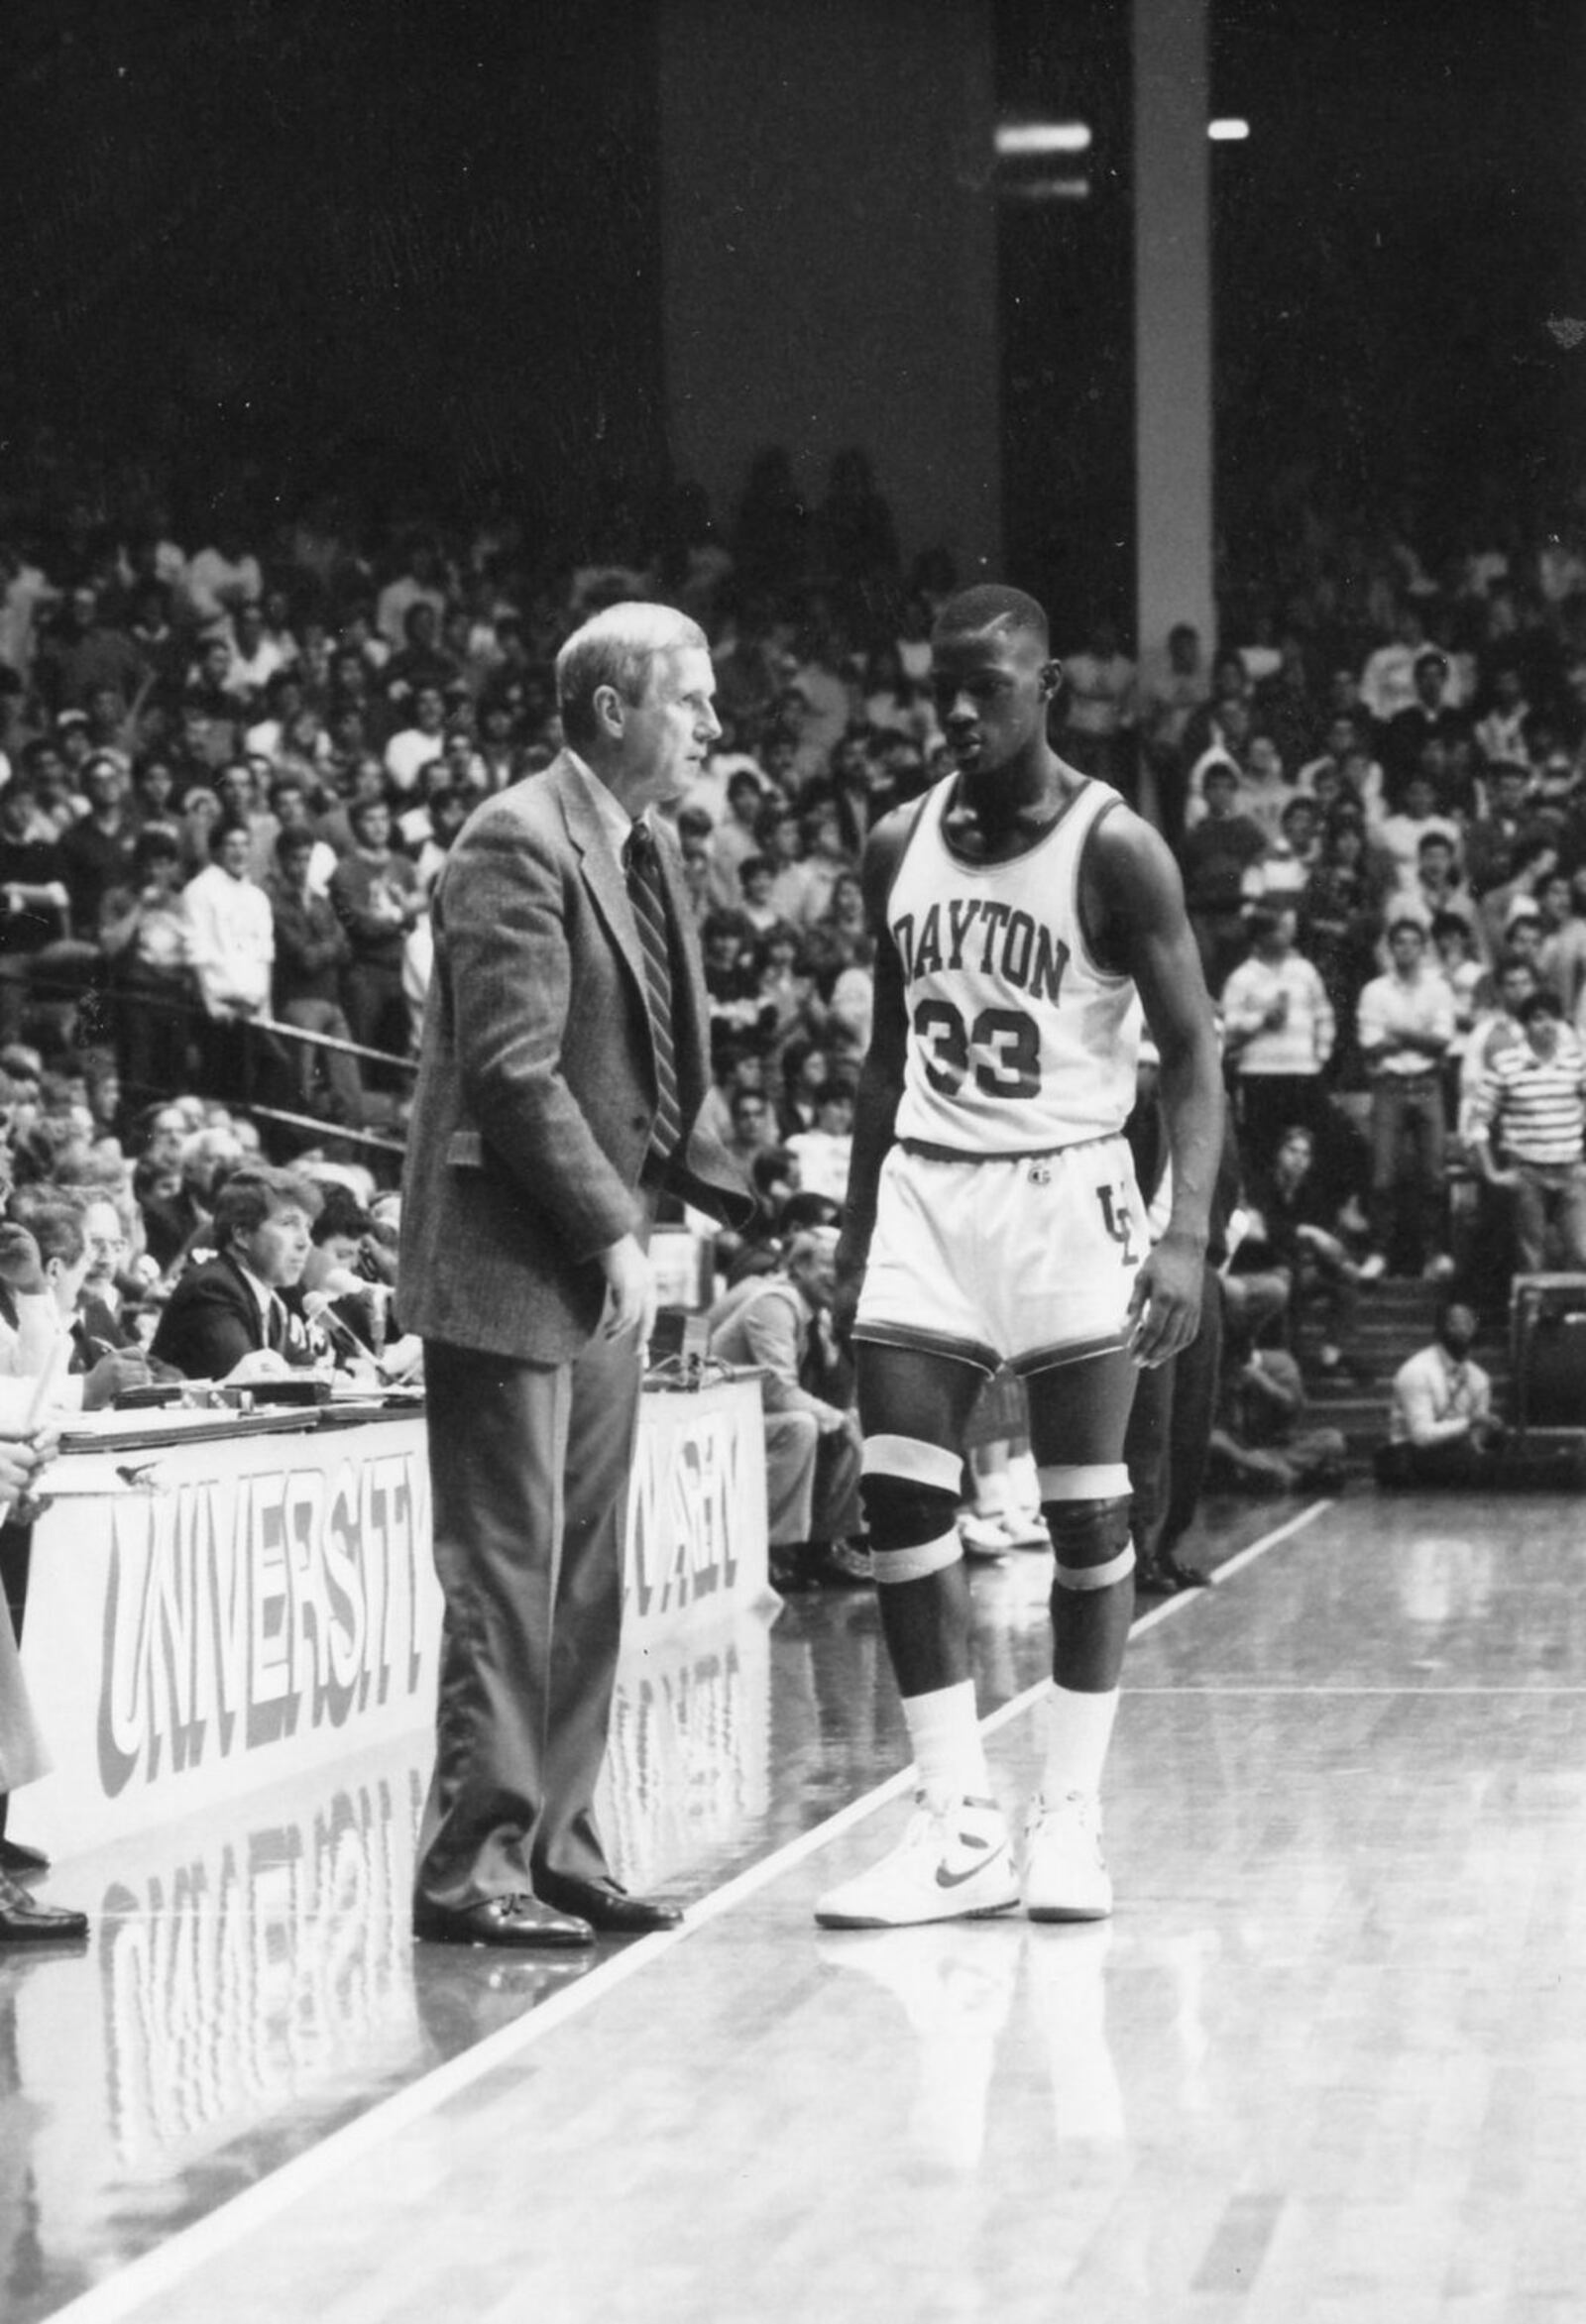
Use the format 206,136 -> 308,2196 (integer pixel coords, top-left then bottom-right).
11,1488 -> 1585,2324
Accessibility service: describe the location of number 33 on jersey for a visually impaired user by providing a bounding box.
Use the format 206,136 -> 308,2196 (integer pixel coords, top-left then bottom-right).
889,776 -> 1141,1156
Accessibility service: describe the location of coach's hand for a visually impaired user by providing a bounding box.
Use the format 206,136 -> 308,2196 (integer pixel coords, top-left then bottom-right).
830,1232 -> 868,1347
600,1234 -> 657,1343
1125,1234 -> 1204,1370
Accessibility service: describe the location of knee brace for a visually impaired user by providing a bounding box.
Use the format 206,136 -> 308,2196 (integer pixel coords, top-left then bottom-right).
1039,1464 -> 1136,1593
860,1433 -> 963,1584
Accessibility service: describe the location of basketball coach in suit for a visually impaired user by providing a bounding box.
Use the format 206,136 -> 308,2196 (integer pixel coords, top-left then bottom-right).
400,602 -> 753,1948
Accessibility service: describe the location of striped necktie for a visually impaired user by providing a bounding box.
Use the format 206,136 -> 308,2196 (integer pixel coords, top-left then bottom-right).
624,819 -> 684,1167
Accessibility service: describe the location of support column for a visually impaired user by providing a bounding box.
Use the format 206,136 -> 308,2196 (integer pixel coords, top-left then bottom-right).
1134,0 -> 1214,664
656,0 -> 1000,582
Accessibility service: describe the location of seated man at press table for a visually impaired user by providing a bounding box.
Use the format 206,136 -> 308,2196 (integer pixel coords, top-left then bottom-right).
149,1165 -> 322,1381
707,1224 -> 869,1594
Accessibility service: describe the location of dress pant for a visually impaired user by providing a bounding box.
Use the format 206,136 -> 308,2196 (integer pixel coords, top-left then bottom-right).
761,1409 -> 862,1549
0,1522 -> 33,1834
343,961 -> 408,1084
114,964 -> 196,1098
1511,1161 -> 1586,1274
279,995 -> 366,1123
1124,1266 -> 1224,1563
414,1327 -> 644,1911
1368,1072 -> 1446,1264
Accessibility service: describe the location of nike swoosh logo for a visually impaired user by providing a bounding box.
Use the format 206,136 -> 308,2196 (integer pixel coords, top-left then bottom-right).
935,1842 -> 1008,1890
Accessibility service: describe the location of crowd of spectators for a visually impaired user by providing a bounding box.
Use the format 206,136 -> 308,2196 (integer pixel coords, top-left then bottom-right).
1,450 -> 1585,1556
1143,567 -> 1586,1333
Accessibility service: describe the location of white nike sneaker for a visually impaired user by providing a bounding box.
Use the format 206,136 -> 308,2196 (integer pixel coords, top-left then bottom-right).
814,1794 -> 1020,1929
958,1511 -> 1014,1561
1023,1792 -> 1113,1923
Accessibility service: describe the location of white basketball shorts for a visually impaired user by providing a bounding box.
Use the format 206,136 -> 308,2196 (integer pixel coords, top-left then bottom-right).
852,1135 -> 1144,1376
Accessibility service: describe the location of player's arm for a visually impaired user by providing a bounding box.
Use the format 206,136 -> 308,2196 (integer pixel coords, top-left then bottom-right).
834,809 -> 914,1321
1087,810 -> 1224,1367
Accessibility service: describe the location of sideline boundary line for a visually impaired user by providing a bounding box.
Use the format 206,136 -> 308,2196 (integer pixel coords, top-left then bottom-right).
47,1497 -> 1329,2324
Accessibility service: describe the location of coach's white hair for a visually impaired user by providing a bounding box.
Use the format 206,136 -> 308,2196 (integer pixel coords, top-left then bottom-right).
556,602 -> 707,745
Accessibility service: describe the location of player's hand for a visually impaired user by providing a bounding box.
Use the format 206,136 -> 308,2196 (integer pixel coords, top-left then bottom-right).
600,1234 -> 656,1343
1125,1235 -> 1204,1370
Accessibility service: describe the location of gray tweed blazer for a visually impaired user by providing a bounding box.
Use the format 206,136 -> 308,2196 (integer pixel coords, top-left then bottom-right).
398,751 -> 751,1363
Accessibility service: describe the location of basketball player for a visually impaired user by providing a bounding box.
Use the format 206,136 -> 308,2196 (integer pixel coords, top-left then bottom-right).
816,586 -> 1222,1929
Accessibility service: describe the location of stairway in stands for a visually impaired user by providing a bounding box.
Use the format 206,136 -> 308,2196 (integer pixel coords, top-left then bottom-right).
1299,1273 -> 1511,1475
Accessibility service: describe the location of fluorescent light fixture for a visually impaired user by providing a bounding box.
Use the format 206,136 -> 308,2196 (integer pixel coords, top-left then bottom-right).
995,121 -> 1092,157
1208,118 -> 1250,141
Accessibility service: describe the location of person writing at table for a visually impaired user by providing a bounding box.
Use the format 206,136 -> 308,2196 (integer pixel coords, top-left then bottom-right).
148,1167 -> 322,1381
400,602 -> 752,1949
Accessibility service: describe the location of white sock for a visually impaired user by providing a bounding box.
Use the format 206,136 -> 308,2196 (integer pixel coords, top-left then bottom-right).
1041,1683 -> 1120,1802
969,1442 -> 1010,1517
1007,1450 -> 1043,1518
903,1679 -> 991,1808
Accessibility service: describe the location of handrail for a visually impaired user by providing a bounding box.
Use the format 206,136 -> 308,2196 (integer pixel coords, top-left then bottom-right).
17,961 -> 418,1111
243,1101 -> 409,1158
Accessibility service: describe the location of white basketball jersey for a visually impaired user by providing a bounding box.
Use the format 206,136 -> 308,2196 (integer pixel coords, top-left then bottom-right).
887,773 -> 1139,1154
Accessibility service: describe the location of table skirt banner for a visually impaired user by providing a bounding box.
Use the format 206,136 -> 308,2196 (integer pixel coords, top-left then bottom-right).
10,1607 -> 774,2233
21,1382 -> 769,1857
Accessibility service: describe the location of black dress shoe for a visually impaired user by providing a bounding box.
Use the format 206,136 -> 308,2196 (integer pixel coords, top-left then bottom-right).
535,1876 -> 684,1936
0,1872 -> 87,1944
0,1838 -> 51,1878
412,1892 -> 594,1949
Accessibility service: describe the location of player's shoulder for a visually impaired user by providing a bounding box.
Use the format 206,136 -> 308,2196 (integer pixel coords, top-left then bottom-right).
869,777 -> 945,852
1083,787 -> 1159,855
861,785 -> 939,883
1083,791 -> 1181,898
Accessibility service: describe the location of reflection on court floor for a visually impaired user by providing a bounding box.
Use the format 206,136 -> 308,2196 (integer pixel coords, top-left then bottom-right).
12,1492 -> 1586,2324
1,1606 -> 781,2321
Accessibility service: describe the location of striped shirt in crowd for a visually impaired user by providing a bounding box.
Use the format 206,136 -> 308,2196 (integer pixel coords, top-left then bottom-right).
1468,1024 -> 1586,1166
